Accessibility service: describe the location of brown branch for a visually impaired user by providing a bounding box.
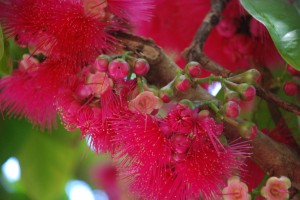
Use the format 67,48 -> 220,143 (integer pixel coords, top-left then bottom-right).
182,0 -> 300,116
116,31 -> 300,190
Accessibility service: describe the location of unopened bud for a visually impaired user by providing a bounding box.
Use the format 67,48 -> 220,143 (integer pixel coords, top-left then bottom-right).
175,75 -> 191,92
159,84 -> 174,103
94,55 -> 111,72
227,69 -> 261,84
237,83 -> 256,101
222,101 -> 240,118
283,81 -> 298,96
186,61 -> 202,78
133,58 -> 150,76
225,90 -> 240,103
238,121 -> 257,139
178,99 -> 195,109
287,65 -> 300,76
172,133 -> 191,154
108,58 -> 130,79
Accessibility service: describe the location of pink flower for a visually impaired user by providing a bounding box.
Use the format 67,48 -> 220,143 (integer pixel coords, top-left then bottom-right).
86,72 -> 114,98
261,176 -> 291,200
128,91 -> 162,114
222,176 -> 251,200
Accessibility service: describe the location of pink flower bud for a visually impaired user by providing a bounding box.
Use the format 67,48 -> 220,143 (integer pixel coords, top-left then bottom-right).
261,176 -> 291,200
222,101 -> 240,118
86,72 -> 113,97
159,84 -> 174,103
283,81 -> 298,96
128,91 -> 163,114
75,83 -> 92,100
186,61 -> 202,78
222,176 -> 251,200
175,75 -> 191,92
171,133 -> 191,154
225,90 -> 240,103
216,18 -> 237,38
287,65 -> 300,76
237,83 -> 256,101
172,152 -> 187,162
94,55 -> 111,72
108,58 -> 130,79
133,58 -> 150,76
238,121 -> 257,139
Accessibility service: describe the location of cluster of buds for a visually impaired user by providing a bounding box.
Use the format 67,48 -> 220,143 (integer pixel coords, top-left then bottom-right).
93,55 -> 150,80
283,65 -> 299,96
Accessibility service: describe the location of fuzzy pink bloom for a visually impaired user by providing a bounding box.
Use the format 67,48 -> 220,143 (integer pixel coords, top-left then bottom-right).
165,105 -> 195,134
0,59 -> 76,129
261,176 -> 291,200
107,0 -> 154,25
222,176 -> 251,200
0,0 -> 116,64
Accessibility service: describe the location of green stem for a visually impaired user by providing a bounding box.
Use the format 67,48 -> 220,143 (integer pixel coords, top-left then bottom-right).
194,75 -> 223,84
251,174 -> 269,200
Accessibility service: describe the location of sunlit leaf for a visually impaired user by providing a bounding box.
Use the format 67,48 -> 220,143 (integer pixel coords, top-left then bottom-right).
240,0 -> 300,70
17,127 -> 80,200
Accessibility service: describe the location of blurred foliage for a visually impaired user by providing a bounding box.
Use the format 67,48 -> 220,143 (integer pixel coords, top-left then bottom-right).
0,117 -> 109,200
241,0 -> 300,70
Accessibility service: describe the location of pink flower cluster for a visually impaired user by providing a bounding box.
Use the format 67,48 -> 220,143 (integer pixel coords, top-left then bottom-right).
0,0 -> 251,199
0,0 -> 153,128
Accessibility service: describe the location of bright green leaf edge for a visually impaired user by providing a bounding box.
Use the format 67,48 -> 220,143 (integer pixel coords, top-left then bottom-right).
240,0 -> 300,70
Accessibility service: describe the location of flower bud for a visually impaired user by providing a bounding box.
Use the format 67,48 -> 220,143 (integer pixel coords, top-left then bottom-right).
227,69 -> 261,84
225,90 -> 240,103
178,99 -> 195,109
287,65 -> 300,76
186,61 -> 202,78
133,58 -> 150,76
216,18 -> 237,38
172,133 -> 191,154
237,83 -> 256,101
175,75 -> 191,92
283,81 -> 298,96
75,83 -> 92,100
238,121 -> 257,139
172,152 -> 187,162
94,55 -> 111,72
159,84 -> 174,103
108,58 -> 130,79
222,101 -> 240,118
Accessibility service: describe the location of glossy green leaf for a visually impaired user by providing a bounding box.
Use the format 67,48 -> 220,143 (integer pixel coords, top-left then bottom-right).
0,25 -> 4,61
240,0 -> 300,70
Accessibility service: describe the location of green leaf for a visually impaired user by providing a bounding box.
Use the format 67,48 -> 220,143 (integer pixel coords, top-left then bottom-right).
0,40 -> 13,76
0,25 -> 4,61
17,127 -> 80,200
240,0 -> 300,70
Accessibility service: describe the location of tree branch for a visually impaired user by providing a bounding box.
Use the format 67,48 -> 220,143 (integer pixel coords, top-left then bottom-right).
115,31 -> 300,190
182,0 -> 300,116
